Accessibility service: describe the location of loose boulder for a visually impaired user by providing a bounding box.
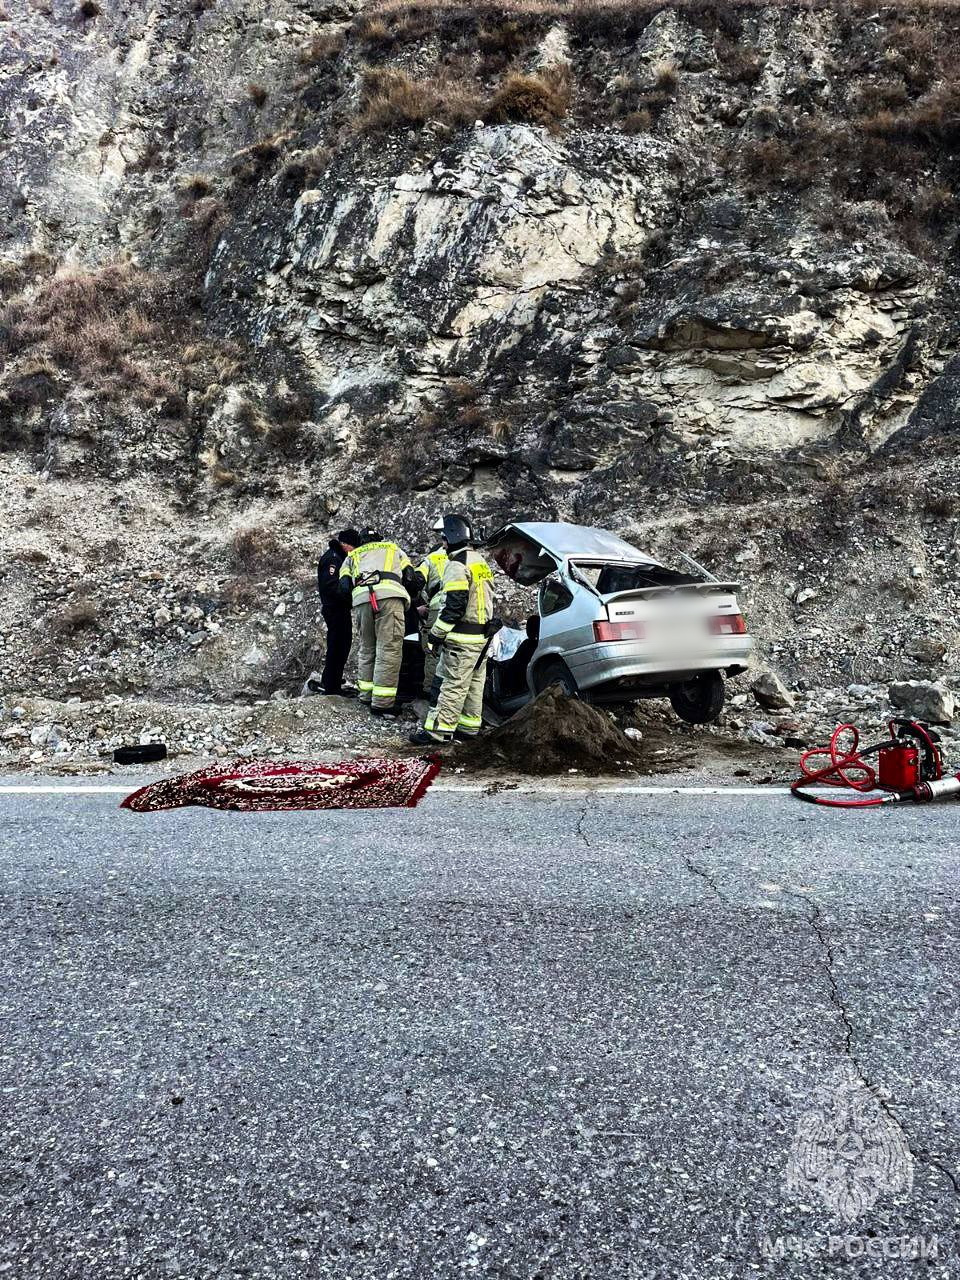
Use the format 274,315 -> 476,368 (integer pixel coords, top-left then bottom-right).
905,637 -> 947,665
751,671 -> 795,711
888,680 -> 954,724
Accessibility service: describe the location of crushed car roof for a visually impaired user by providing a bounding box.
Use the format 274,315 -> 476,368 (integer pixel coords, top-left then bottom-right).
487,521 -> 660,564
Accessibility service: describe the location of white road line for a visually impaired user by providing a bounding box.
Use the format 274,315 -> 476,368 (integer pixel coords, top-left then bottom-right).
0,785 -> 133,794
0,782 -> 790,796
436,785 -> 789,795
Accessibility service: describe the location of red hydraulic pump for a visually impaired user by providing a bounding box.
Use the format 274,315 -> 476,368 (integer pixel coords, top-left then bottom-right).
791,719 -> 960,808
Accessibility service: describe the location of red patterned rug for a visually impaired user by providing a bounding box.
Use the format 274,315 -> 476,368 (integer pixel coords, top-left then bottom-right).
121,755 -> 441,813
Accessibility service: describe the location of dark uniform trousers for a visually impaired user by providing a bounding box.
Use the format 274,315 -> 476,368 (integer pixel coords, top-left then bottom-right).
321,605 -> 353,693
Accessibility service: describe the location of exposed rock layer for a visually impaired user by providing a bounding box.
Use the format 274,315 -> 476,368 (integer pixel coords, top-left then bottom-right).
2,1 -> 960,700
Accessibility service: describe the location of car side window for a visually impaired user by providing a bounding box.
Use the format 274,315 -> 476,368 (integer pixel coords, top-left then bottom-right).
539,577 -> 574,617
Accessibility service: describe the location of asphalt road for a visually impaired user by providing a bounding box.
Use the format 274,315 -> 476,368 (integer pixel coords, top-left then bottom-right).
0,781 -> 958,1278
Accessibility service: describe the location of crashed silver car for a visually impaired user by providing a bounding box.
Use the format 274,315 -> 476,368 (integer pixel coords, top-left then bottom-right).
484,521 -> 753,723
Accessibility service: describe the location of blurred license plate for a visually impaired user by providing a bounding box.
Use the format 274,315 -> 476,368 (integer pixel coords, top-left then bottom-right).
648,616 -> 703,649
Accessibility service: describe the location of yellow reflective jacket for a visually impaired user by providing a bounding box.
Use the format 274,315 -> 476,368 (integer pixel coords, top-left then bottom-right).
417,548 -> 448,628
432,549 -> 495,646
339,541 -> 412,608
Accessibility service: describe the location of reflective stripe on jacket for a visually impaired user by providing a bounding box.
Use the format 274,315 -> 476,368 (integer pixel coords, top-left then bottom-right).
433,549 -> 495,646
339,541 -> 412,608
417,548 -> 449,627
417,549 -> 448,600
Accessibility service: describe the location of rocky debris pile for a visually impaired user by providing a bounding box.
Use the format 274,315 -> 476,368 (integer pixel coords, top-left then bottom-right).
6,673 -> 960,778
731,674 -> 960,761
5,2 -> 960,709
453,686 -> 661,775
1,681 -> 795,779
0,691 -> 415,773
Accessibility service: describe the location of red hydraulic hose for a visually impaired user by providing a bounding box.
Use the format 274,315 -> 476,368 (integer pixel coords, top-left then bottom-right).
791,723 -> 891,808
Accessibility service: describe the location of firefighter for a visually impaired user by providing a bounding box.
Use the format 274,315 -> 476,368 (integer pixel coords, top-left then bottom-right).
415,518 -> 449,705
409,514 -> 495,745
339,529 -> 418,716
416,518 -> 449,634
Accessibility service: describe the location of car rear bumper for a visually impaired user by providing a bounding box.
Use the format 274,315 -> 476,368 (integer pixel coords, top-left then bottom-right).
566,636 -> 754,690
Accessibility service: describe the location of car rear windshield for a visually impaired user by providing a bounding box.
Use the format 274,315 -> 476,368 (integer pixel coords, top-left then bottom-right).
573,562 -> 701,593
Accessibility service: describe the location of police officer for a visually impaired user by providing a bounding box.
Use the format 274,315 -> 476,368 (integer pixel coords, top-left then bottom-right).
410,514 -> 495,745
339,529 -> 417,716
316,528 -> 359,696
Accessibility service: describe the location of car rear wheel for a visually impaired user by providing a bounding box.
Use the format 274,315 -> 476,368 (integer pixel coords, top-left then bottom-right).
533,658 -> 578,697
669,672 -> 725,723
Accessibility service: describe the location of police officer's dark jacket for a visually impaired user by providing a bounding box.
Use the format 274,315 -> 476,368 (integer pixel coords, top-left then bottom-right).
318,541 -> 349,609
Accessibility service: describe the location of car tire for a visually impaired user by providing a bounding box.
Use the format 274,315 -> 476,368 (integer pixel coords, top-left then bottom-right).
532,658 -> 578,697
669,672 -> 725,724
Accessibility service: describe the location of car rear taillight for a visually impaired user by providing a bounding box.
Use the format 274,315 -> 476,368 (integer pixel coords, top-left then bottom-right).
708,614 -> 747,635
593,620 -> 646,643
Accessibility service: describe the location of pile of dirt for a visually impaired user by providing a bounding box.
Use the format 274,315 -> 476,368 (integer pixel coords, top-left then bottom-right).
452,686 -> 674,775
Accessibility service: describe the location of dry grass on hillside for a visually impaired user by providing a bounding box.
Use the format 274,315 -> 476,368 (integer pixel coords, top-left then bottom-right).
486,65 -> 571,125
0,264 -> 184,411
353,66 -> 486,130
860,81 -> 960,144
228,526 -> 293,576
730,71 -> 960,234
300,30 -> 346,65
342,0 -> 960,159
51,594 -> 100,637
2,265 -> 150,363
353,62 -> 570,131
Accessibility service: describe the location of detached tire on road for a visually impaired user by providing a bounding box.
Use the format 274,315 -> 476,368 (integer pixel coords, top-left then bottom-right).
532,658 -> 578,697
669,672 -> 725,724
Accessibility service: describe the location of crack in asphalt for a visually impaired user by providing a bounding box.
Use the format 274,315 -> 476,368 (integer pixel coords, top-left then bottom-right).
783,888 -> 960,1202
675,863 -> 960,1202
575,798 -> 593,849
683,855 -> 732,906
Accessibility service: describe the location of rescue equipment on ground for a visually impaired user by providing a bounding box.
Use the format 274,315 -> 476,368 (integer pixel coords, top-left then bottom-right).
791,719 -> 960,807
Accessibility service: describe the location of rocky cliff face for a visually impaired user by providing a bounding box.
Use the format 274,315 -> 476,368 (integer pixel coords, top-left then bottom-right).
3,0 -> 960,705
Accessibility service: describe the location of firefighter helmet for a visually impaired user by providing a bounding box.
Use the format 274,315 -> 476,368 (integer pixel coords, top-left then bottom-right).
441,514 -> 472,549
